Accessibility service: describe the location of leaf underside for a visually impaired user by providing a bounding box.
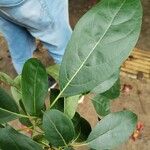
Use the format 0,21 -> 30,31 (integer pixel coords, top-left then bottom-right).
60,0 -> 142,97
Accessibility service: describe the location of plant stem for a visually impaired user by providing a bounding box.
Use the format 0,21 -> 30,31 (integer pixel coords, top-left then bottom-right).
39,141 -> 50,148
71,142 -> 88,147
71,133 -> 80,144
0,107 -> 37,119
49,90 -> 64,108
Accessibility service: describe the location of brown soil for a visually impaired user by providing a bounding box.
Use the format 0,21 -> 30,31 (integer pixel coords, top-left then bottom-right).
0,0 -> 150,150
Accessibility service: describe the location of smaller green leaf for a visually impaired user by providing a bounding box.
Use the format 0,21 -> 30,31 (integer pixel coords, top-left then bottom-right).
72,113 -> 91,142
92,95 -> 110,117
101,78 -> 120,100
50,89 -> 64,112
19,100 -> 27,114
22,58 -> 48,116
46,64 -> 60,82
0,126 -> 43,150
0,72 -> 16,87
64,95 -> 80,119
19,117 -> 32,127
0,87 -> 19,123
87,111 -> 137,150
11,75 -> 22,105
42,109 -> 75,148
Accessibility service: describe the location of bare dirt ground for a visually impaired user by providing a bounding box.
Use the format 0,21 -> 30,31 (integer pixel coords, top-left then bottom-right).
0,0 -> 150,150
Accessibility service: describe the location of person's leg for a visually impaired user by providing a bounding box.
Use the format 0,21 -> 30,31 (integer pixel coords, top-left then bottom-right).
0,0 -> 72,64
0,17 -> 35,74
35,0 -> 72,64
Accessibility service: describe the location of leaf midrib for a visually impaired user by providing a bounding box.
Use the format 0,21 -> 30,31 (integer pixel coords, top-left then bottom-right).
0,107 -> 30,118
33,63 -> 39,114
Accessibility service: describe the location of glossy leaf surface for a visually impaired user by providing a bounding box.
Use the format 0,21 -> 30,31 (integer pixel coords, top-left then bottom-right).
22,58 -> 48,116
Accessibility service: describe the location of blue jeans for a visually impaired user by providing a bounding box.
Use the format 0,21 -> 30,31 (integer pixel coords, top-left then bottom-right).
0,0 -> 72,74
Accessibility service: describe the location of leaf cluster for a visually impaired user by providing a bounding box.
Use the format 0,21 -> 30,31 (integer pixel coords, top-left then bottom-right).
0,0 -> 142,149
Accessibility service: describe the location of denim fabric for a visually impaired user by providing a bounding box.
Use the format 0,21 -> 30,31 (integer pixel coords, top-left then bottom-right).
0,0 -> 25,7
0,0 -> 72,74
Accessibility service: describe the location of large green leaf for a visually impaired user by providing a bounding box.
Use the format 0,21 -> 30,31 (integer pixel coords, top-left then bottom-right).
92,95 -> 110,117
0,126 -> 43,150
64,95 -> 80,119
21,58 -> 48,116
60,0 -> 142,96
42,109 -> 75,148
72,113 -> 91,142
0,87 -> 19,123
87,111 -> 137,150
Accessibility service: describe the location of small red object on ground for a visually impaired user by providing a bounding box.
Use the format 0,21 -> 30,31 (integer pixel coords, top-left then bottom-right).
131,122 -> 144,141
122,84 -> 133,94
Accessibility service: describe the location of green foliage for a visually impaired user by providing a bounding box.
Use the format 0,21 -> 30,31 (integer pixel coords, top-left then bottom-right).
92,95 -> 110,117
21,58 -> 48,116
42,109 -> 75,148
64,95 -> 80,119
92,78 -> 120,116
0,0 -> 142,149
59,0 -> 142,97
87,111 -> 137,150
72,113 -> 91,142
0,126 -> 43,150
92,71 -> 119,94
101,78 -> 120,99
46,64 -> 60,82
10,75 -> 22,105
0,88 -> 19,124
50,89 -> 64,112
0,72 -> 17,87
